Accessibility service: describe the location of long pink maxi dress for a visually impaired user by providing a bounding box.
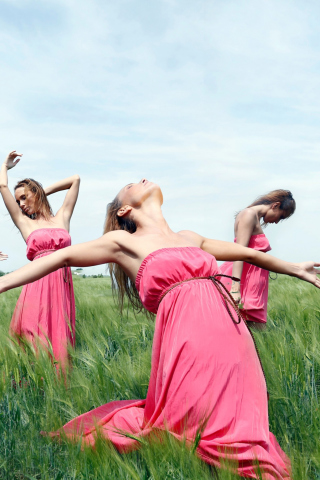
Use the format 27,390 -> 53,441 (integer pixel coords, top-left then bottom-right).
220,234 -> 271,324
51,247 -> 290,479
10,228 -> 75,369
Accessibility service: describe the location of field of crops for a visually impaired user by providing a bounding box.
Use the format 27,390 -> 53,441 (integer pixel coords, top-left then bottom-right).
0,275 -> 320,479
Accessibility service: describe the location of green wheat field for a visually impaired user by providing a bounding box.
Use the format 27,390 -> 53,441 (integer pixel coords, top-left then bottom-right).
1,275 -> 320,479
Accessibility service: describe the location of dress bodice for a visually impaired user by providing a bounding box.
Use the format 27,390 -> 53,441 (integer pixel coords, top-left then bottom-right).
234,233 -> 271,253
26,228 -> 71,261
135,247 -> 219,314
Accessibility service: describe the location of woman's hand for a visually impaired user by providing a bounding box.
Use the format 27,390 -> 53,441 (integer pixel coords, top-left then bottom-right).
4,151 -> 22,170
296,262 -> 320,288
0,251 -> 8,261
230,290 -> 241,304
230,279 -> 241,304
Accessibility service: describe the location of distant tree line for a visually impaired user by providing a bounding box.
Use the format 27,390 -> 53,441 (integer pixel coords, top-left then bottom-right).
81,273 -> 104,279
71,269 -> 105,279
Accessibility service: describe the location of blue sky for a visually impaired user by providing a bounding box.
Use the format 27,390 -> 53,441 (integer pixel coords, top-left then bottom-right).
0,0 -> 320,275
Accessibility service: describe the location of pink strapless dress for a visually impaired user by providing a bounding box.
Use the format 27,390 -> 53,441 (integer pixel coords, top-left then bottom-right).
220,234 -> 271,324
50,247 -> 290,479
10,228 -> 75,369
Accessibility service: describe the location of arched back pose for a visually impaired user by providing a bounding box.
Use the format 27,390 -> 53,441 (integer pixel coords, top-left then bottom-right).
0,151 -> 80,370
0,179 -> 318,479
220,190 -> 296,324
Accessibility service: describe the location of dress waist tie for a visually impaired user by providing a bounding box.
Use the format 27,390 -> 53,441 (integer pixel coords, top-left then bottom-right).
159,273 -> 268,397
33,249 -> 57,259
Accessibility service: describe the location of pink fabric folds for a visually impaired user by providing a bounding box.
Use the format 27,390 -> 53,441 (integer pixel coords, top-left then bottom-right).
10,228 -> 75,370
50,247 -> 290,479
220,234 -> 271,324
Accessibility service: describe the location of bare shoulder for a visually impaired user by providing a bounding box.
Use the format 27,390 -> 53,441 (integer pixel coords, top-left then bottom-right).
102,229 -> 130,244
236,208 -> 257,226
177,230 -> 203,247
101,229 -> 138,251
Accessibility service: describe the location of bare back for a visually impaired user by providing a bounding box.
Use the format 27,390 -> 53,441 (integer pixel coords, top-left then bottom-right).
234,208 -> 263,238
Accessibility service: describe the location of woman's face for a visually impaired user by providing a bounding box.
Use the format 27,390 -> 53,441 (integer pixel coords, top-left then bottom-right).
263,204 -> 286,224
118,178 -> 163,208
15,187 -> 36,216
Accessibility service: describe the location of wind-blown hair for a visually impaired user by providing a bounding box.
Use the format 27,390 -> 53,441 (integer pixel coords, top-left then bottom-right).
244,189 -> 296,226
14,178 -> 53,221
103,196 -> 143,314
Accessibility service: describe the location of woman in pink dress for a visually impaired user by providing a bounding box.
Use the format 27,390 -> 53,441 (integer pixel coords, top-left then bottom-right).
220,190 -> 296,324
0,150 -> 80,370
1,179 -> 319,479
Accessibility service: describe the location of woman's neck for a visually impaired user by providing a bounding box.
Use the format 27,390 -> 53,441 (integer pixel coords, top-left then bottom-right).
250,204 -> 269,220
134,204 -> 173,236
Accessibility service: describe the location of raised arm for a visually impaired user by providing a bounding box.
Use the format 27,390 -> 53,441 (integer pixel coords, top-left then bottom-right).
0,231 -> 120,294
231,210 -> 256,303
45,175 -> 80,229
0,151 -> 25,229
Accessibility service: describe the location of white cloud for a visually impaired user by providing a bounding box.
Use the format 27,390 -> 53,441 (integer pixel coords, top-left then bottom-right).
0,0 -> 320,279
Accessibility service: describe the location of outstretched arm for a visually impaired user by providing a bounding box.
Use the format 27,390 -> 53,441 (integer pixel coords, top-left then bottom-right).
179,230 -> 320,288
45,175 -> 80,228
203,238 -> 320,288
0,232 -> 120,294
0,151 -> 25,229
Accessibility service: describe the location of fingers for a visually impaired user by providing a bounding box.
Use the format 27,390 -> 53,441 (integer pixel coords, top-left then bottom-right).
231,293 -> 241,304
9,151 -> 23,157
6,151 -> 22,169
313,276 -> 320,288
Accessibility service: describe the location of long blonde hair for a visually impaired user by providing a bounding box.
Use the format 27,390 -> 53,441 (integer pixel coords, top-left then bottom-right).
14,178 -> 53,221
103,196 -> 143,314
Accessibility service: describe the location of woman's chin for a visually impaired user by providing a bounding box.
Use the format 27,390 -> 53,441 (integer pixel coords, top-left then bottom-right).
22,210 -> 36,219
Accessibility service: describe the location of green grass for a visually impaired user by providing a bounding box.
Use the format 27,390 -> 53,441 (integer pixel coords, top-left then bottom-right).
0,275 -> 320,479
